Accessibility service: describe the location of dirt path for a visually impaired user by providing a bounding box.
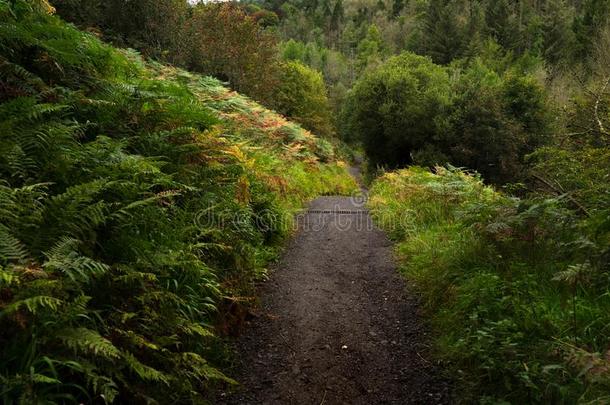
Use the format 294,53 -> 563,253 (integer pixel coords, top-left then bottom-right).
218,192 -> 451,404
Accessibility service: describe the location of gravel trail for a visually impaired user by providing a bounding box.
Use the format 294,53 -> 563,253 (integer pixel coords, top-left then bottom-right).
218,192 -> 451,404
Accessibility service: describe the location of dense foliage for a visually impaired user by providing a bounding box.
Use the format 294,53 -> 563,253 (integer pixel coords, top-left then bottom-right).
51,0 -> 191,65
50,1 -> 282,107
342,52 -> 550,183
273,60 -> 334,137
186,3 -> 280,106
341,52 -> 451,167
0,2 -> 356,403
369,167 -> 610,403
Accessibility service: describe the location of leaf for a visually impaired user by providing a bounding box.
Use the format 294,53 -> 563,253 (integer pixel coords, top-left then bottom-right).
0,295 -> 62,317
122,352 -> 169,384
58,328 -> 121,359
43,237 -> 110,283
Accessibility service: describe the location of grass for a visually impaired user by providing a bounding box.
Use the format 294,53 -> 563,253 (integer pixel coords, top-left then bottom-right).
368,166 -> 610,404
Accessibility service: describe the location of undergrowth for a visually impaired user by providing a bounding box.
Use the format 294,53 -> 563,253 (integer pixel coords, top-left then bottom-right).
369,167 -> 610,404
0,1 -> 356,403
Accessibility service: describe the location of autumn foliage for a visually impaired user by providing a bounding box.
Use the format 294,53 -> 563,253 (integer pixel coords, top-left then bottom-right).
186,3 -> 280,105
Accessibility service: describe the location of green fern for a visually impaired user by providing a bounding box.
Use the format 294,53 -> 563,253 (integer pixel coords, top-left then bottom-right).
0,266 -> 18,287
58,328 -> 121,359
0,295 -> 63,317
0,1 -> 354,403
0,225 -> 29,263
43,237 -> 109,283
121,351 -> 169,384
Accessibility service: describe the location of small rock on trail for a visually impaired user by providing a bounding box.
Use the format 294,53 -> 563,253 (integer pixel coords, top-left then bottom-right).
218,196 -> 451,404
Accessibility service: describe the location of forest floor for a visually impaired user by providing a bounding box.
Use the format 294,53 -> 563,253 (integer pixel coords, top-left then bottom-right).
217,170 -> 451,404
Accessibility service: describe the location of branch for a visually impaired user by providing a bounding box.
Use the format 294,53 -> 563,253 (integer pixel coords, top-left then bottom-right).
593,75 -> 610,136
531,173 -> 590,217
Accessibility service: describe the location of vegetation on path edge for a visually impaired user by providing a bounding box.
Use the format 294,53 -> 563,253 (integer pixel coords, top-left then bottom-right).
369,167 -> 610,403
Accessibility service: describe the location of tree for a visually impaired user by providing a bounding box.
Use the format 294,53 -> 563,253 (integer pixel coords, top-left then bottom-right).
542,0 -> 577,65
392,0 -> 404,17
187,3 -> 280,104
51,0 -> 191,65
418,0 -> 472,64
273,61 -> 334,137
251,9 -> 281,28
281,39 -> 307,61
342,52 -> 452,167
330,0 -> 345,44
356,24 -> 384,72
484,0 -> 521,51
445,59 -> 551,183
342,52 -> 550,183
573,0 -> 610,60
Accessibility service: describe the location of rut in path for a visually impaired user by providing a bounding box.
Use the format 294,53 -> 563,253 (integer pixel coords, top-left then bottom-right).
219,195 -> 451,404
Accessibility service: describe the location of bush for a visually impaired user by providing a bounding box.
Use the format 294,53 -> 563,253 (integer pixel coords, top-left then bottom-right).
444,59 -> 551,183
186,3 -> 280,105
50,0 -> 191,65
273,61 -> 334,137
342,53 -> 551,184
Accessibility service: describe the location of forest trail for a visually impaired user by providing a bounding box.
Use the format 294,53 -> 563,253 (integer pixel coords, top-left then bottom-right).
219,180 -> 451,404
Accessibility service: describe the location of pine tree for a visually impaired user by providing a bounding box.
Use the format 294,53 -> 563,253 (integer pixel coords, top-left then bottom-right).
331,0 -> 345,31
542,0 -> 577,64
392,0 -> 405,17
356,24 -> 384,71
421,0 -> 467,64
573,0 -> 610,59
484,0 -> 521,51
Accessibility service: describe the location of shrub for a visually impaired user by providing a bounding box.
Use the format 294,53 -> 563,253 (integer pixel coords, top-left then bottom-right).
186,3 -> 280,105
50,0 -> 191,65
444,59 -> 551,183
342,53 -> 551,184
273,61 -> 334,137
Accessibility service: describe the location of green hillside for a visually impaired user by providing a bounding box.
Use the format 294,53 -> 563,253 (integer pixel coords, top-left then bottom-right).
0,2 -> 356,403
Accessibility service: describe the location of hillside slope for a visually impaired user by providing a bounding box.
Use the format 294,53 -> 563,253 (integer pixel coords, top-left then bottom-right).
0,1 -> 356,403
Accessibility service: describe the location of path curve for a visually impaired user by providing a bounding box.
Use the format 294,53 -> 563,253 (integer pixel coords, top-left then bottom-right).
219,195 -> 451,404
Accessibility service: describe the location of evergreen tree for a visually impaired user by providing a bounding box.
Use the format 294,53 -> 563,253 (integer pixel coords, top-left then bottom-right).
392,0 -> 405,17
573,0 -> 610,59
484,0 -> 520,51
356,24 -> 384,71
542,0 -> 577,64
330,0 -> 345,31
421,0 -> 467,64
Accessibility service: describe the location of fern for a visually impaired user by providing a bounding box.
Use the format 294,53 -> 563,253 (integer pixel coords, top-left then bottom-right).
0,266 -> 18,287
121,351 -> 169,384
179,323 -> 215,339
0,225 -> 29,263
0,58 -> 46,95
0,1 -> 355,403
43,237 -> 109,283
58,328 -> 121,360
0,295 -> 62,317
177,352 -> 237,385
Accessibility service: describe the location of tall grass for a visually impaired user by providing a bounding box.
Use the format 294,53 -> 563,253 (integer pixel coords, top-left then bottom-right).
0,1 -> 356,403
369,167 -> 610,404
